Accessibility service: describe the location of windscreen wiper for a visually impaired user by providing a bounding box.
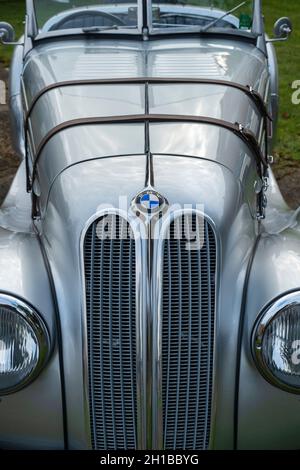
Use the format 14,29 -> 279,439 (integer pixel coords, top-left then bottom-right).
201,1 -> 247,32
82,25 -> 120,33
82,25 -> 138,33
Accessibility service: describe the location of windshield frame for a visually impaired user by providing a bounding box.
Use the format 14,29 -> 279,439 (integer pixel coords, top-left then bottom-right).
148,0 -> 255,35
27,0 -> 262,41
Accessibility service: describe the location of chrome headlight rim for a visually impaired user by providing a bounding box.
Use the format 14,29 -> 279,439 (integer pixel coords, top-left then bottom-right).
0,293 -> 50,395
252,290 -> 300,395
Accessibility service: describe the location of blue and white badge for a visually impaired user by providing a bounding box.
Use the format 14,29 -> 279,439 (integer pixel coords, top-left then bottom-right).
140,192 -> 160,211
133,189 -> 168,216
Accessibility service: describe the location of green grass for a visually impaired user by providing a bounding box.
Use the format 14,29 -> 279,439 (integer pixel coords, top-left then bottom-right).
0,0 -> 299,163
263,0 -> 300,166
0,0 -> 25,65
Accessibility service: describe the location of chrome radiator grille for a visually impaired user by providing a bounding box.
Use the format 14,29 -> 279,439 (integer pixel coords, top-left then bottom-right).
84,211 -> 216,450
84,215 -> 137,450
161,214 -> 216,450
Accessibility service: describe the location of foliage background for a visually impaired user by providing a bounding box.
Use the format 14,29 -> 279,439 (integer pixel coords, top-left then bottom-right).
0,0 -> 299,167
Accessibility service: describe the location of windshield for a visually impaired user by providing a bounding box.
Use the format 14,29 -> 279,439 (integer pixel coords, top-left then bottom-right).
33,0 -> 139,32
32,0 -> 254,35
151,1 -> 253,31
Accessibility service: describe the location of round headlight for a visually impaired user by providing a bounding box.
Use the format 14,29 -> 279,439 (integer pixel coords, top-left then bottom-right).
0,294 -> 50,395
253,291 -> 300,393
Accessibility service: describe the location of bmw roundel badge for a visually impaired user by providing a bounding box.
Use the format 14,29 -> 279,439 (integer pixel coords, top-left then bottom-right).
140,192 -> 160,211
133,188 -> 168,216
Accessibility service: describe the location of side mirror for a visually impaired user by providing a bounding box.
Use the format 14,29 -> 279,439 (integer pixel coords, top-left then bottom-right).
0,21 -> 20,45
267,17 -> 293,43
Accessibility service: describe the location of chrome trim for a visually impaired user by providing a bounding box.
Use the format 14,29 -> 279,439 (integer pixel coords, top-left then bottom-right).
252,290 -> 300,395
132,187 -> 169,449
27,0 -> 263,40
138,0 -> 144,33
150,0 -> 261,36
79,208 -> 147,449
80,206 -> 220,449
153,209 -> 219,449
0,293 -> 50,395
145,217 -> 152,449
32,0 -> 144,40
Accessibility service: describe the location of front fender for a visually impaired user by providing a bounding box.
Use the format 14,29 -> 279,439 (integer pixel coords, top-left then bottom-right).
0,227 -> 64,449
238,228 -> 300,449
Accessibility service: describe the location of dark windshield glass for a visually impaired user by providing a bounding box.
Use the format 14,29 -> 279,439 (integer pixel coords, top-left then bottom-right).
32,0 -> 255,35
151,0 -> 253,31
33,0 -> 139,31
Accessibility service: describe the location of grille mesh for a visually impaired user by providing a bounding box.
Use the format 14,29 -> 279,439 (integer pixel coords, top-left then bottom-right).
162,214 -> 216,450
84,212 -> 216,449
84,214 -> 137,450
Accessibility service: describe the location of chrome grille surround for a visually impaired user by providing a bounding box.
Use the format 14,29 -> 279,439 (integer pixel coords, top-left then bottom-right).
153,210 -> 217,450
81,210 -> 146,450
81,208 -> 217,450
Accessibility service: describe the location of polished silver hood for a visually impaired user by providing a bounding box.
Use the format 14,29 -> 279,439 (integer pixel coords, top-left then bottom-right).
23,37 -> 268,99
23,37 -> 268,160
44,154 -> 245,230
22,37 -> 269,214
38,151 -> 257,448
23,36 -> 267,449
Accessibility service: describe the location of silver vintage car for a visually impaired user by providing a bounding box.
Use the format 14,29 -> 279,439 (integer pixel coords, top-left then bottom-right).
0,0 -> 298,450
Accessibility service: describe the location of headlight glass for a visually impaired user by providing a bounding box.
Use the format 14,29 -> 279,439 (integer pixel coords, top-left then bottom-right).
253,292 -> 300,393
0,295 -> 49,394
